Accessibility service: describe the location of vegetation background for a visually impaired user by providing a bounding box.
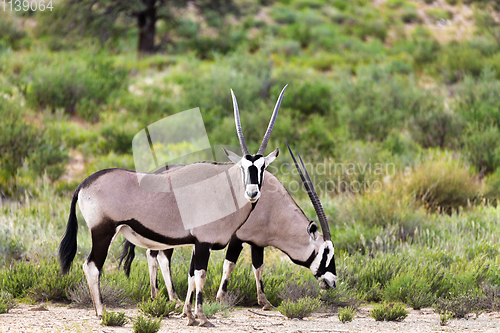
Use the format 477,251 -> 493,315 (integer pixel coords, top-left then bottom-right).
1,0 -> 500,320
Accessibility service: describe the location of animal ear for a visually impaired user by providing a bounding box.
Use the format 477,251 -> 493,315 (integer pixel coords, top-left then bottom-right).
223,147 -> 242,164
264,148 -> 279,167
308,221 -> 318,240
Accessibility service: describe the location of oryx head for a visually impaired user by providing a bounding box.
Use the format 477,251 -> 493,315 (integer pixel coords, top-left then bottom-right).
287,142 -> 337,289
223,86 -> 287,203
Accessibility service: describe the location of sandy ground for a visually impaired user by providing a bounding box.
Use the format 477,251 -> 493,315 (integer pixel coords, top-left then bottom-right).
1,304 -> 500,333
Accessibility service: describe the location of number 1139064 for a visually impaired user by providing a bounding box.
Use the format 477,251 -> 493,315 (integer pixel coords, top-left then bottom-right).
2,0 -> 53,11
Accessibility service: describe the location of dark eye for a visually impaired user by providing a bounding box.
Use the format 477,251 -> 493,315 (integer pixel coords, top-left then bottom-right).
308,221 -> 318,235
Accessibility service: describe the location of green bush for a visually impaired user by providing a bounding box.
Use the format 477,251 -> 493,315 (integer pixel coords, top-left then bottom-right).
404,152 -> 481,213
101,308 -> 128,326
338,306 -> 356,323
463,125 -> 500,174
25,57 -> 127,121
455,69 -> 500,127
370,302 -> 408,321
0,99 -> 68,194
139,295 -> 176,318
433,293 -> 484,318
277,296 -> 322,319
0,13 -> 26,50
203,300 -> 230,318
133,315 -> 161,333
438,43 -> 484,82
383,271 -> 433,309
0,290 -> 16,314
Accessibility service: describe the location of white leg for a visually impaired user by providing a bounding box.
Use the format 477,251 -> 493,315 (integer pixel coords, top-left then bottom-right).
194,269 -> 213,327
146,250 -> 159,299
83,260 -> 103,317
216,260 -> 235,303
157,251 -> 182,305
253,265 -> 273,310
183,274 -> 197,326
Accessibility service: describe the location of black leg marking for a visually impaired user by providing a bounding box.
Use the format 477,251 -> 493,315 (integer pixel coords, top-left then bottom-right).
225,237 -> 244,264
197,291 -> 203,306
251,245 -> 264,270
222,279 -> 228,292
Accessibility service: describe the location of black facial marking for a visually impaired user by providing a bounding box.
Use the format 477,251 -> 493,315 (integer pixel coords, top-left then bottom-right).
248,165 -> 259,185
315,247 -> 331,278
287,250 -> 316,268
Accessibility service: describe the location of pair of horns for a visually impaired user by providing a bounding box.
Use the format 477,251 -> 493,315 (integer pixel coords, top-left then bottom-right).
286,141 -> 331,242
231,85 -> 288,156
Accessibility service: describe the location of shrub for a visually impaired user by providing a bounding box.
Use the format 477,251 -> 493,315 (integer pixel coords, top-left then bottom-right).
68,279 -> 129,307
203,300 -> 230,318
463,126 -> 500,175
438,43 -> 484,82
483,169 -> 500,202
370,302 -> 408,321
409,107 -> 463,149
133,315 -> 161,333
277,296 -> 322,319
433,293 -> 484,319
0,258 -> 82,302
0,290 -> 16,314
383,272 -> 433,309
440,310 -> 453,326
101,308 -> 128,326
338,306 -> 356,323
0,13 -> 26,50
25,57 -> 127,121
139,295 -> 176,318
278,279 -> 320,302
455,69 -> 500,127
404,152 -> 480,213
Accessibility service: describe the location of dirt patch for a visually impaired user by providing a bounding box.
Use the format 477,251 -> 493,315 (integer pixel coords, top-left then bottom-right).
1,304 -> 500,333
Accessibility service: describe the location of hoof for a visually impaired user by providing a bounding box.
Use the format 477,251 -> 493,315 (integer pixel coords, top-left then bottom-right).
199,320 -> 215,327
187,318 -> 199,326
261,303 -> 273,311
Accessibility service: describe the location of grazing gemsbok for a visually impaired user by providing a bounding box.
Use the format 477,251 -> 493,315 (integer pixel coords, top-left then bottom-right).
58,86 -> 287,327
119,142 -> 337,310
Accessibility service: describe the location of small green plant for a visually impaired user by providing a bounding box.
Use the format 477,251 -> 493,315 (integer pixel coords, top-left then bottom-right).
338,306 -> 356,323
440,310 -> 453,326
0,290 -> 16,314
277,296 -> 322,319
203,300 -> 230,318
139,295 -> 176,318
433,293 -> 483,319
101,308 -> 128,326
133,315 -> 161,333
370,302 -> 408,322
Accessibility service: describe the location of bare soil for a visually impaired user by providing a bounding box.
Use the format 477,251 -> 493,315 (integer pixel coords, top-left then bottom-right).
1,304 -> 500,333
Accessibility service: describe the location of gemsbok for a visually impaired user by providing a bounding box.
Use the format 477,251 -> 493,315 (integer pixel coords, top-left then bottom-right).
120,142 -> 337,311
58,86 -> 287,327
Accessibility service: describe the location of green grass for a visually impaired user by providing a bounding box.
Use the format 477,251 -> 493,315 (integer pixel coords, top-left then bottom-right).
338,306 -> 356,323
277,296 -> 322,319
139,295 -> 176,318
133,315 -> 161,333
101,308 -> 128,326
370,302 -> 408,321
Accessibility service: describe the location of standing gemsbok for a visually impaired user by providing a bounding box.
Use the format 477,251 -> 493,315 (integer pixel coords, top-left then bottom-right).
58,86 -> 287,327
120,142 -> 337,310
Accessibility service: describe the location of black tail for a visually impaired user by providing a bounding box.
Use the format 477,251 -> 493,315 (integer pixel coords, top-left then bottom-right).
59,186 -> 80,275
118,240 -> 136,278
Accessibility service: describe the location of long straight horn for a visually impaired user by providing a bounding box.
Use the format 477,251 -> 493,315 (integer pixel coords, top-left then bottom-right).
286,141 -> 331,241
231,89 -> 250,156
257,85 -> 288,156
